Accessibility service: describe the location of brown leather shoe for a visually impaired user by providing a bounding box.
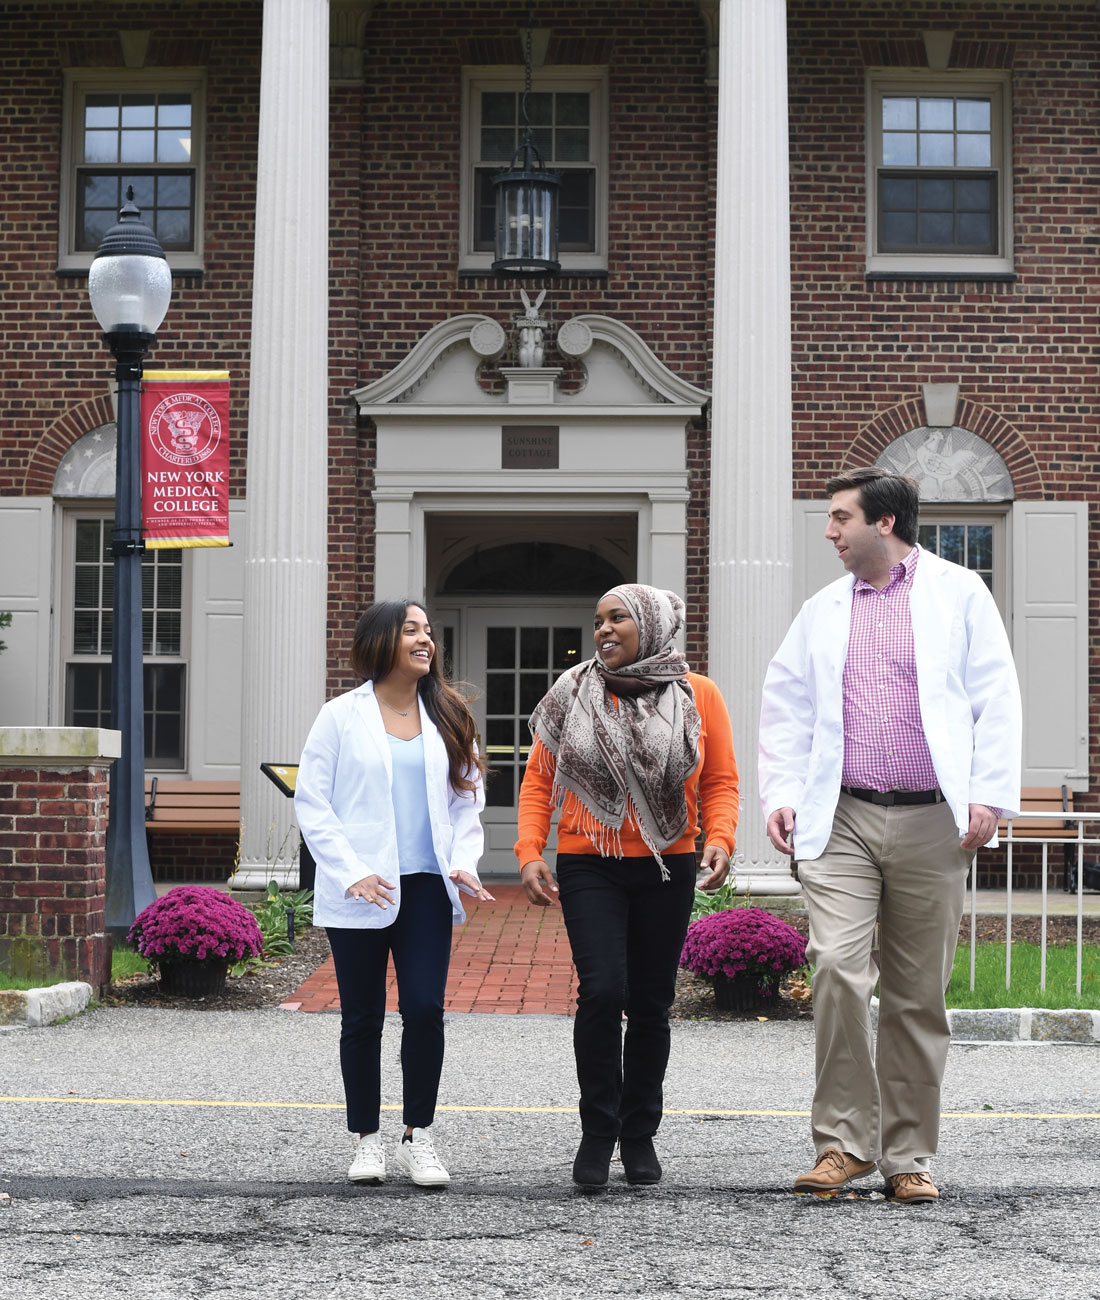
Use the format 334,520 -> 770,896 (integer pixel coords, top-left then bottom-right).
888,1171 -> 939,1204
794,1147 -> 877,1192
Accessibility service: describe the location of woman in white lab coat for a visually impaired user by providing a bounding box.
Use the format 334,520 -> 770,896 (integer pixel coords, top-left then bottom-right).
295,600 -> 490,1188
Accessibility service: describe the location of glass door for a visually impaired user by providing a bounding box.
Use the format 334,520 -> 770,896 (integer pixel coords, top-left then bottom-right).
465,605 -> 591,873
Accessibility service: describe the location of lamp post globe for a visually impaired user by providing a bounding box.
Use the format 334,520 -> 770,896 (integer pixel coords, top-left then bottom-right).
88,188 -> 173,340
88,188 -> 173,935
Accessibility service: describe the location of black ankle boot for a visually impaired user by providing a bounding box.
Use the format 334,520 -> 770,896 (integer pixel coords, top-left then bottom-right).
619,1136 -> 662,1185
572,1135 -> 616,1188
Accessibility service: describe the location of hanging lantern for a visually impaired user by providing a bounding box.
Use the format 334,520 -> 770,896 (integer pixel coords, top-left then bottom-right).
491,14 -> 560,275
492,134 -> 561,275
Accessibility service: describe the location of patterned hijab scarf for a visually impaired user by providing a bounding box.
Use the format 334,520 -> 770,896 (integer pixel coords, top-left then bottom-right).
528,584 -> 702,872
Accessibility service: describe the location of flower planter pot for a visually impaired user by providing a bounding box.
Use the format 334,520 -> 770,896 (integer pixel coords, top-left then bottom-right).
158,959 -> 229,998
712,972 -> 779,1012
130,887 -> 264,992
682,908 -> 807,1014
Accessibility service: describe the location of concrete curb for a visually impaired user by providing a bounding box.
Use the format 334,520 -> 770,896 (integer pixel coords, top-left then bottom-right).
871,997 -> 1100,1044
948,1006 -> 1100,1043
1,980 -> 1096,1042
0,981 -> 93,1030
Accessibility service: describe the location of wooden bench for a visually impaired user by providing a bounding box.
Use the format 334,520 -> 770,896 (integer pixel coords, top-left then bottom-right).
143,779 -> 241,835
997,784 -> 1077,890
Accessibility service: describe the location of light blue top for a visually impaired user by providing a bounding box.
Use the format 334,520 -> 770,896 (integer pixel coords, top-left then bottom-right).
387,733 -> 440,875
295,682 -> 485,929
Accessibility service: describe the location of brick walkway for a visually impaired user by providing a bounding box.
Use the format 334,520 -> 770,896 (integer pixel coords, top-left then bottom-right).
280,884 -> 578,1015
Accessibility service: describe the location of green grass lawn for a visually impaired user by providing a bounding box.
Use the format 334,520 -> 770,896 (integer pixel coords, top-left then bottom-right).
108,947 -> 150,981
947,942 -> 1100,1011
0,946 -> 149,992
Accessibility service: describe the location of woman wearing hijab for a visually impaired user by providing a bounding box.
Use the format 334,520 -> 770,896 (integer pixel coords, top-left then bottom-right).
516,584 -> 739,1188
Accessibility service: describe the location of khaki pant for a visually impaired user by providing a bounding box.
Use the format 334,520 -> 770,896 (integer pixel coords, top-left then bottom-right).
797,793 -> 972,1178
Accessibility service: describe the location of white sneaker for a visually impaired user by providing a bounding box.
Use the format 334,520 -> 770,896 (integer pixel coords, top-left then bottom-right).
347,1133 -> 386,1184
393,1127 -> 451,1187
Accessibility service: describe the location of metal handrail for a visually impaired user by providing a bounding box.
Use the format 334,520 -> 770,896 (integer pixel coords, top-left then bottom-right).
970,810 -> 1100,997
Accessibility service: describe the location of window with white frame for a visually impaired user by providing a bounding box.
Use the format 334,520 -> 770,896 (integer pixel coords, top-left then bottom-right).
866,73 -> 1012,276
461,68 -> 608,272
59,70 -> 205,272
63,514 -> 188,769
917,509 -> 1007,615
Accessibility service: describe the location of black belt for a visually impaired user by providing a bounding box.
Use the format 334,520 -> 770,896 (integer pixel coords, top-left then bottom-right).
840,785 -> 943,807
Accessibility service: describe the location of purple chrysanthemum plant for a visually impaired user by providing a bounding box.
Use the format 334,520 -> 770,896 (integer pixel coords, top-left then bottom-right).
128,885 -> 264,970
680,906 -> 807,987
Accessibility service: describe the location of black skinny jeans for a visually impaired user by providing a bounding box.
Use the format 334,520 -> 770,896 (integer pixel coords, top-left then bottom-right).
326,871 -> 453,1134
556,852 -> 697,1141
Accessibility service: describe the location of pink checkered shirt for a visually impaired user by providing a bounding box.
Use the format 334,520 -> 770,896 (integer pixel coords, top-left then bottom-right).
841,546 -> 939,793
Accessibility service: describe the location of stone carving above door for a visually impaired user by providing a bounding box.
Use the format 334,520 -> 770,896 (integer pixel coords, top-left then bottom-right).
351,313 -> 708,417
876,427 -> 1015,501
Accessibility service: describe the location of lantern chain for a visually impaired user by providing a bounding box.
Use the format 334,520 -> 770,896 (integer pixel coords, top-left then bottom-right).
521,8 -> 533,129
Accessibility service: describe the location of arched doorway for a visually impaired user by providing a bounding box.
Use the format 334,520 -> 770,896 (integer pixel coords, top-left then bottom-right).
430,515 -> 634,873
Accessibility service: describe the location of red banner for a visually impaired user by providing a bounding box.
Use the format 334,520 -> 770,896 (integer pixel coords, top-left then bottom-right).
140,372 -> 231,549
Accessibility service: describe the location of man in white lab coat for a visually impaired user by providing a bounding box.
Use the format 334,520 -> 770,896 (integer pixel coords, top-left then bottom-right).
758,467 -> 1021,1204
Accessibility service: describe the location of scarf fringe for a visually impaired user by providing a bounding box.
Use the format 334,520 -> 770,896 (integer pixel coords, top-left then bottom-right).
548,783 -> 671,880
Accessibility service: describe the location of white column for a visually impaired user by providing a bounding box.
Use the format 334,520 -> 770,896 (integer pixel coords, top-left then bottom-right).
708,0 -> 798,891
236,0 -> 330,887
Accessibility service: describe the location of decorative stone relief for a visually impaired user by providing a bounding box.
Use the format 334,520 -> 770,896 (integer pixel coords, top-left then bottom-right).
352,312 -> 708,413
53,425 -> 117,498
557,318 -> 593,357
876,427 -> 1015,501
469,317 -> 507,359
515,289 -> 549,368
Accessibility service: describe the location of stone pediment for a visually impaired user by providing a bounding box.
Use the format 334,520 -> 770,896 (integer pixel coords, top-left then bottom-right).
351,312 -> 708,417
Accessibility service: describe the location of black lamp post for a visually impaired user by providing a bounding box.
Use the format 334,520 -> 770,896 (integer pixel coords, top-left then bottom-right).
491,18 -> 561,275
87,188 -> 173,934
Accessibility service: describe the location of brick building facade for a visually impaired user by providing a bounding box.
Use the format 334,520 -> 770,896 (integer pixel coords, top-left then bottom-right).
0,0 -> 1095,888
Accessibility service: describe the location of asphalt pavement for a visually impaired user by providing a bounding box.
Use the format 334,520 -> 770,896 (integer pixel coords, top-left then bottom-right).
2,1007 -> 1099,1300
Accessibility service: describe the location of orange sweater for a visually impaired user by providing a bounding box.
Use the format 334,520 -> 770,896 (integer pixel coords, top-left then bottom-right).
514,671 -> 740,865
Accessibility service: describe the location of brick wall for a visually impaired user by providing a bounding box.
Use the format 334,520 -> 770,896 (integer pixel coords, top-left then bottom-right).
341,0 -> 717,690
975,844 -> 1072,893
786,0 -> 1100,797
788,1 -> 1098,493
2,0 -> 1096,794
326,73 -> 373,697
148,832 -> 238,885
0,764 -> 112,990
0,4 -> 262,502
0,1 -> 724,694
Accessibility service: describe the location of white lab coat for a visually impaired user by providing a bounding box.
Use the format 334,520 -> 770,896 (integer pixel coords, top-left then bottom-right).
758,548 -> 1022,862
295,680 -> 485,928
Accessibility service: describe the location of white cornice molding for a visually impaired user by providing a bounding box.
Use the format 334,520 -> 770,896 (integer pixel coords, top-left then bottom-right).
352,312 -> 709,417
559,314 -> 710,408
351,314 -> 503,408
372,470 -> 691,497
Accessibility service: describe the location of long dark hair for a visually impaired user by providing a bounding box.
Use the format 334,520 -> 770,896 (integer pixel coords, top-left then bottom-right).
349,599 -> 486,794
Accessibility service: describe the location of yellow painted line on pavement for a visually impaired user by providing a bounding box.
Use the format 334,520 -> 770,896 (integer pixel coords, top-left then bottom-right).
1,1096 -> 1098,1120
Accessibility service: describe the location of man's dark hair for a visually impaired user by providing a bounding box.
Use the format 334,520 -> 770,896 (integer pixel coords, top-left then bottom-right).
824,466 -> 920,546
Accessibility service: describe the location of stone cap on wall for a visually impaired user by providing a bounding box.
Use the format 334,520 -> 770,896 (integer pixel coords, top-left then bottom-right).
0,727 -> 121,767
